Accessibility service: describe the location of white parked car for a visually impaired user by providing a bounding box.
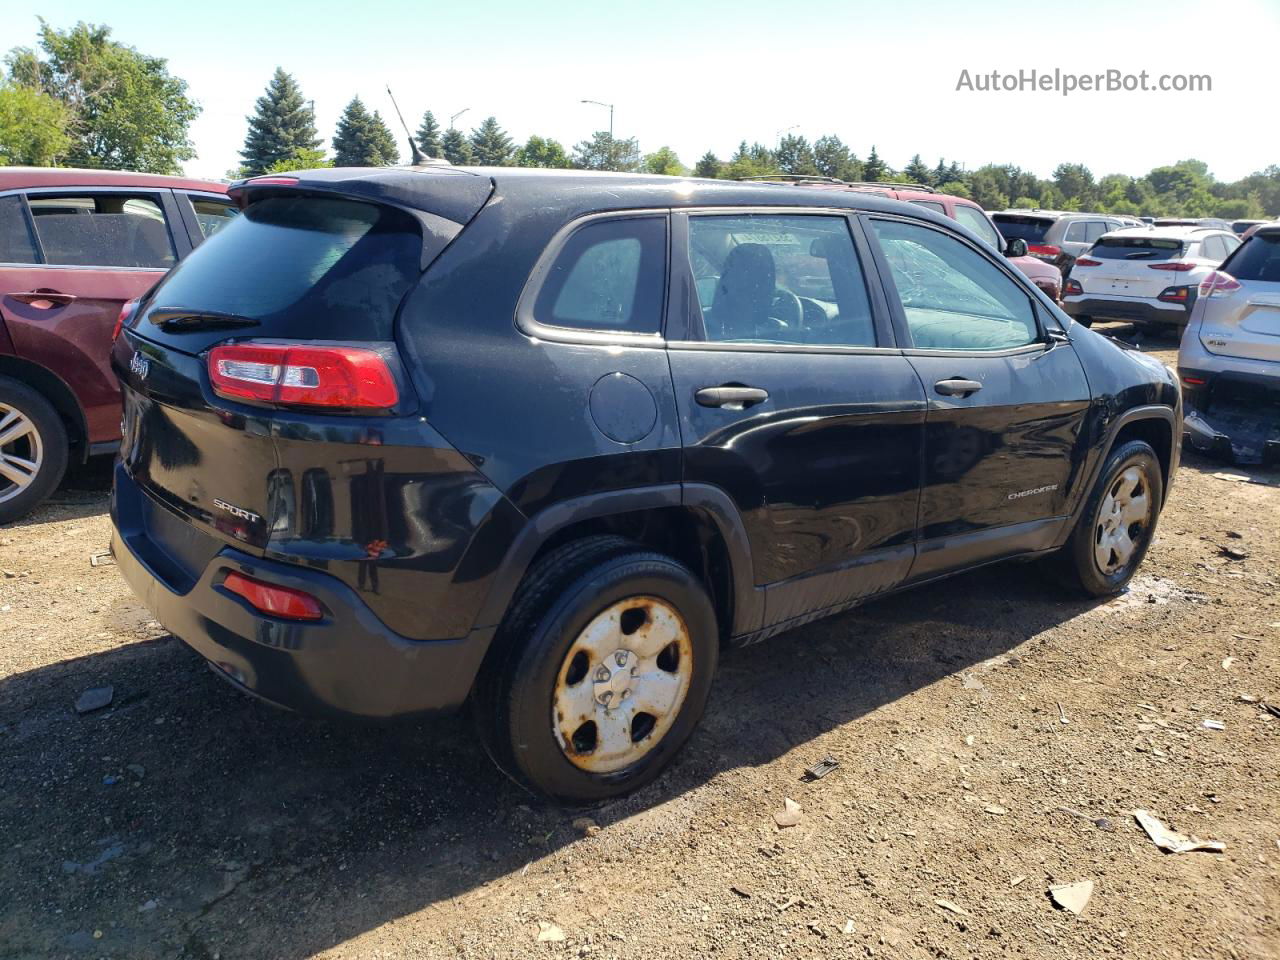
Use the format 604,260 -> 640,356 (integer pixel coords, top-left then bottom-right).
1061,226 -> 1241,330
1178,223 -> 1280,465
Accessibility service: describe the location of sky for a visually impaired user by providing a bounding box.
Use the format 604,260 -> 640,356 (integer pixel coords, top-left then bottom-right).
7,0 -> 1280,183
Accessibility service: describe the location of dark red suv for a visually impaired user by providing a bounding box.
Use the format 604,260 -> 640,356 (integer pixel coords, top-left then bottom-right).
0,168 -> 235,521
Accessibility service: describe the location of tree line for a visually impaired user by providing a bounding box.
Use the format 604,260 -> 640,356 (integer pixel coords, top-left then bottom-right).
2,22 -> 1277,220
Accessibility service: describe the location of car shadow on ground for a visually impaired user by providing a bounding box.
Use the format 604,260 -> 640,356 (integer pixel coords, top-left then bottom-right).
1,551 -> 1121,959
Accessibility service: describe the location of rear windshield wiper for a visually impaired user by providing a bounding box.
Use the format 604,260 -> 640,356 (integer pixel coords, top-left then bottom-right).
1124,251 -> 1157,259
148,308 -> 260,333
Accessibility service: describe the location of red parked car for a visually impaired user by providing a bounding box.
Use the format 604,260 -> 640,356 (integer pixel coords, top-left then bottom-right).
0,168 -> 236,521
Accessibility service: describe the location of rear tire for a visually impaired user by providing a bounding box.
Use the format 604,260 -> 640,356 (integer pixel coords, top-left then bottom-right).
0,377 -> 68,524
1050,439 -> 1163,597
472,535 -> 719,803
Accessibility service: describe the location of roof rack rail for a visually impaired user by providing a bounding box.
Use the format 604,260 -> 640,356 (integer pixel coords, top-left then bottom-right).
738,174 -> 846,184
841,181 -> 937,193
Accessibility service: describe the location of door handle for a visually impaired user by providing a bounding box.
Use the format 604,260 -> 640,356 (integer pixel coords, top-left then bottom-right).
9,291 -> 77,309
934,378 -> 983,397
695,385 -> 769,409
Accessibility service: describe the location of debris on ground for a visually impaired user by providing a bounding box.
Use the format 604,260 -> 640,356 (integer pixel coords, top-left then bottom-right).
126,763 -> 145,779
1049,881 -> 1094,915
729,884 -> 752,899
801,756 -> 839,781
1221,545 -> 1249,561
89,552 -> 115,567
934,899 -> 970,917
1133,809 -> 1226,854
571,817 -> 600,837
984,804 -> 1008,815
535,922 -> 566,943
1261,702 -> 1280,719
1010,876 -> 1027,887
1222,657 -> 1237,670
74,685 -> 114,714
1202,719 -> 1225,731
1056,702 -> 1069,725
776,896 -> 804,912
773,797 -> 803,828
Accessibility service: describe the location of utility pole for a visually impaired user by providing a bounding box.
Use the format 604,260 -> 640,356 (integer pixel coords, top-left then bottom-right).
580,99 -> 614,140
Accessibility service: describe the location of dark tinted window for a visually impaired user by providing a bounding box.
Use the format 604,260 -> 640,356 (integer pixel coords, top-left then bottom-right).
1223,233 -> 1280,283
871,219 -> 1038,351
28,194 -> 175,268
688,214 -> 875,347
0,196 -> 38,264
533,217 -> 666,334
991,215 -> 1052,243
144,196 -> 421,342
1090,236 -> 1184,261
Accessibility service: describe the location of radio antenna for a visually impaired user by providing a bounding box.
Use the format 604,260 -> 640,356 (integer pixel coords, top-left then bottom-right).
386,84 -> 426,165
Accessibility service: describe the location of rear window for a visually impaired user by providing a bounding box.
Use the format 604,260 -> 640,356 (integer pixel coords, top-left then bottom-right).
991,215 -> 1051,243
0,195 -> 38,264
143,196 -> 421,344
1090,237 -> 1185,261
1223,233 -> 1280,283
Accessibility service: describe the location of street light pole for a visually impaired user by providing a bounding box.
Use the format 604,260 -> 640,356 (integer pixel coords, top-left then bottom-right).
580,99 -> 614,139
449,107 -> 470,130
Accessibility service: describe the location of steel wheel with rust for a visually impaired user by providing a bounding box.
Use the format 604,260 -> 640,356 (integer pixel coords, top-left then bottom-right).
1054,438 -> 1164,597
474,536 -> 718,803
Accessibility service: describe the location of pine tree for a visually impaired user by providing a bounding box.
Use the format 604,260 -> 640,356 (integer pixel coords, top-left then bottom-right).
239,68 -> 321,176
468,116 -> 514,166
903,154 -> 933,186
933,159 -> 951,185
331,97 -> 399,167
416,110 -> 442,158
775,135 -> 817,176
863,145 -> 888,183
441,126 -> 472,165
694,151 -> 721,178
813,135 -> 849,179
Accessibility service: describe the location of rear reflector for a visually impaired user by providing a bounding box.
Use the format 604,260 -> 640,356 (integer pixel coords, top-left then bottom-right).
1148,261 -> 1196,272
208,343 -> 398,409
1157,285 -> 1191,304
1198,270 -> 1242,298
1182,376 -> 1206,386
1073,257 -> 1102,267
222,571 -> 323,621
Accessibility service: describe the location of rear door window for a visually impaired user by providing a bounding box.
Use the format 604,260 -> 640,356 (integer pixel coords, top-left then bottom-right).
953,205 -> 1002,250
531,217 -> 667,334
991,215 -> 1052,244
0,195 -> 38,264
1200,236 -> 1225,261
687,213 -> 876,347
1090,237 -> 1185,262
27,193 -> 176,268
909,200 -> 946,215
139,195 -> 423,351
869,218 -> 1039,351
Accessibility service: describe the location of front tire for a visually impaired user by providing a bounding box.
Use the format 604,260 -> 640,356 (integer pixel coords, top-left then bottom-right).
473,536 -> 719,803
0,377 -> 69,524
1053,439 -> 1163,596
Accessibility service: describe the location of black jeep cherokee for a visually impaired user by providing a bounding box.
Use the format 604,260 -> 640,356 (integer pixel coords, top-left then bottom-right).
110,167 -> 1180,801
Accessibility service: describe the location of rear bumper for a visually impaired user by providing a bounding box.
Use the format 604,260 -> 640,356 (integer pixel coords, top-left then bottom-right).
111,465 -> 493,718
1176,365 -> 1280,466
1062,295 -> 1191,327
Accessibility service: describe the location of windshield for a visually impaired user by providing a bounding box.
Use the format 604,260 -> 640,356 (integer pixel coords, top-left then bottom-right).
1222,233 -> 1280,283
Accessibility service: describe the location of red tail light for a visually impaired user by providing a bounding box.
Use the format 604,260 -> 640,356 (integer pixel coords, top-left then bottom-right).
1199,270 -> 1241,298
1182,376 -> 1206,386
1029,244 -> 1061,259
222,571 -> 323,621
208,343 -> 398,409
112,299 -> 140,343
1148,261 -> 1196,272
1073,257 -> 1102,267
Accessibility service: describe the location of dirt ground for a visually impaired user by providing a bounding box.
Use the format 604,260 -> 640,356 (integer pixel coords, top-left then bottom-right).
1,323 -> 1277,960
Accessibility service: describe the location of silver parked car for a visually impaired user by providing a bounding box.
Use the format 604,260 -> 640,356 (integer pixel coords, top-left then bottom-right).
1178,223 -> 1280,465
